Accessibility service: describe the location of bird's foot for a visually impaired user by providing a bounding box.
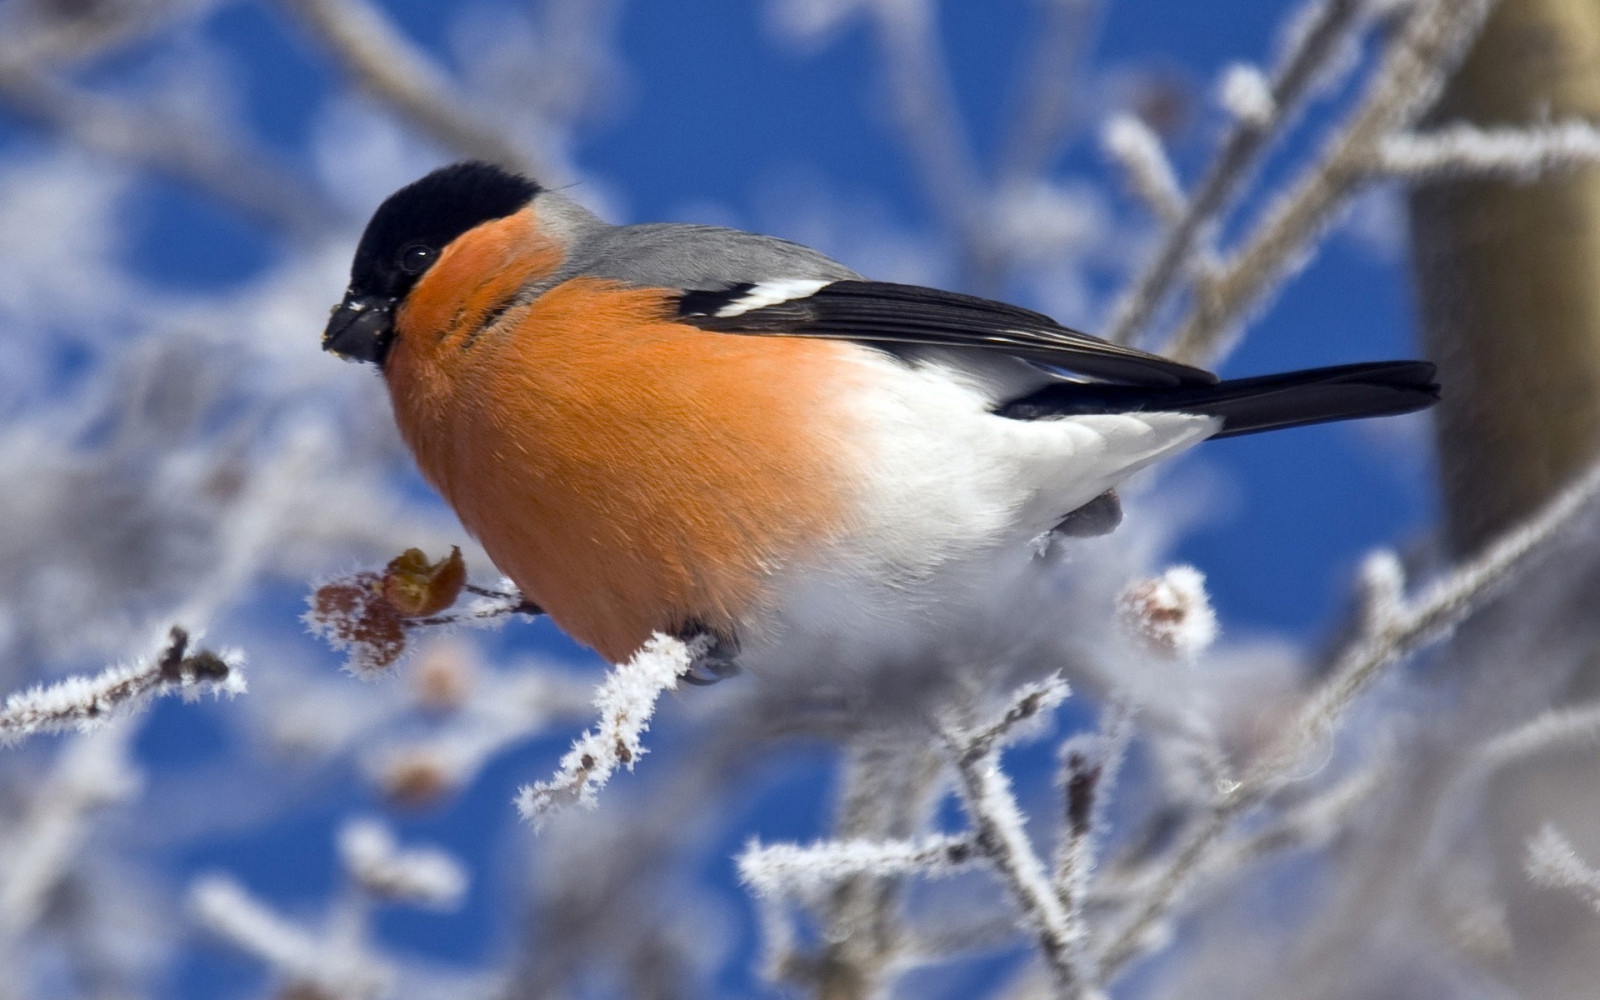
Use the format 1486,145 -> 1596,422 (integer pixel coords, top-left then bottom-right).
675,623 -> 742,686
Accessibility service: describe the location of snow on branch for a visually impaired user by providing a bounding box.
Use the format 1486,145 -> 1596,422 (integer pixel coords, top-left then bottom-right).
938,674 -> 1095,998
1162,0 -> 1499,365
190,875 -> 390,1000
0,61 -> 330,234
1053,705 -> 1132,946
1103,115 -> 1186,225
0,722 -> 141,949
1104,0 -> 1368,346
191,822 -> 467,996
1526,825 -> 1600,914
1218,63 -> 1276,128
955,673 -> 1073,764
1376,121 -> 1600,181
1116,565 -> 1219,660
515,633 -> 706,827
865,0 -> 988,261
278,0 -> 549,178
338,818 -> 468,910
0,626 -> 245,746
1097,449 -> 1600,982
739,833 -> 979,900
1476,702 -> 1600,774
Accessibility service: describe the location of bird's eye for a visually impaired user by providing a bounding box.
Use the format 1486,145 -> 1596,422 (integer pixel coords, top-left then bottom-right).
398,244 -> 436,275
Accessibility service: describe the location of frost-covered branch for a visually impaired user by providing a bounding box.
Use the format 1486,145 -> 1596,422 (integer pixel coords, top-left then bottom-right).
739,833 -> 979,900
0,0 -> 218,71
1526,825 -> 1600,914
1099,449 -> 1600,980
0,62 -> 329,233
192,821 -> 467,997
1475,701 -> 1600,774
1376,121 -> 1600,181
940,675 -> 1092,999
515,633 -> 706,826
0,723 -> 141,951
867,0 -> 991,274
0,626 -> 245,745
279,0 -> 548,177
1104,0 -> 1368,345
999,0 -> 1101,184
1052,705 -> 1131,960
1163,0 -> 1499,364
191,875 -> 391,1000
1102,115 -> 1186,226
338,819 -> 468,910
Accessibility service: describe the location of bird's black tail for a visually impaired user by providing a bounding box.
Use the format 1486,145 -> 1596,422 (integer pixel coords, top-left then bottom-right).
997,361 -> 1439,439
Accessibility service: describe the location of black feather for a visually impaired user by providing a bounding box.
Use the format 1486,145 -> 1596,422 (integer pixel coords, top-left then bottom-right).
677,279 -> 1217,388
996,361 -> 1440,438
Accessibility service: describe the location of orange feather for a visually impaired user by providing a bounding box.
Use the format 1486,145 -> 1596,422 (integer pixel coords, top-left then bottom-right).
384,206 -> 863,661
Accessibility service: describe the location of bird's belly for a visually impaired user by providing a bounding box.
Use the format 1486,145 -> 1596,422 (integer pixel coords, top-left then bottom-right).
387,290 -> 877,661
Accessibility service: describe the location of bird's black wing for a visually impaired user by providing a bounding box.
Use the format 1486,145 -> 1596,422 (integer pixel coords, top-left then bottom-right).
675,279 -> 1216,388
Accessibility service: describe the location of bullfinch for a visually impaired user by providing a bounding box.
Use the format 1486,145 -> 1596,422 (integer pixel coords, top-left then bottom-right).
322,161 -> 1438,679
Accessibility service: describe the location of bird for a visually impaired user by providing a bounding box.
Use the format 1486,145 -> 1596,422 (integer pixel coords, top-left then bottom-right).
322,160 -> 1438,682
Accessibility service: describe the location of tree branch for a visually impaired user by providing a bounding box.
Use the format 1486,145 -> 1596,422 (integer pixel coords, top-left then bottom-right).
278,0 -> 549,178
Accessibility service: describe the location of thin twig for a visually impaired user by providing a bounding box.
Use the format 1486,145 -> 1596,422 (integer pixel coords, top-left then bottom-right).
1104,0 -> 1368,346
1,626 -> 245,745
1102,115 -> 1187,226
940,680 -> 1090,999
1098,449 -> 1600,980
1526,825 -> 1600,913
515,634 -> 705,827
1376,121 -> 1600,180
999,0 -> 1102,185
1163,0 -> 1499,365
278,0 -> 548,178
739,834 -> 979,900
0,64 -> 330,234
868,0 -> 997,286
0,0 -> 219,69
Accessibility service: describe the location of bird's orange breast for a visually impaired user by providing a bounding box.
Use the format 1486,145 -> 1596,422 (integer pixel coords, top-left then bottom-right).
382,206 -> 863,661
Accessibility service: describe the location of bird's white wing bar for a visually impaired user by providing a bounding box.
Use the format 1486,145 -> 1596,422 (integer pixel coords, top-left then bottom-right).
711,279 -> 834,318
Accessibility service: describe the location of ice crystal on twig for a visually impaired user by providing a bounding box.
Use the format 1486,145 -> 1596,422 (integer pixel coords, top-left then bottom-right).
1218,63 -> 1276,127
1103,115 -> 1186,225
0,626 -> 245,745
338,818 -> 468,910
515,633 -> 705,827
1117,566 -> 1218,660
739,834 -> 979,901
1526,825 -> 1600,914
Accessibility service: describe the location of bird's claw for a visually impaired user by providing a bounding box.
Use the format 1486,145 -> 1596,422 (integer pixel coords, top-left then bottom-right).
681,653 -> 742,686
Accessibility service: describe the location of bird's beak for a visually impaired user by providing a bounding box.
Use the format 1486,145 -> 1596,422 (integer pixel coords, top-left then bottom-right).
323,294 -> 398,364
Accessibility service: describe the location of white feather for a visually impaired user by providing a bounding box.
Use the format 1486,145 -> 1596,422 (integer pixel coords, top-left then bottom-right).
744,346 -> 1219,680
714,278 -> 833,317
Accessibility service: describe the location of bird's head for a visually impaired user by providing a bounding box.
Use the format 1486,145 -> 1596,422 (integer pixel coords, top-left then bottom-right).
323,161 -> 542,366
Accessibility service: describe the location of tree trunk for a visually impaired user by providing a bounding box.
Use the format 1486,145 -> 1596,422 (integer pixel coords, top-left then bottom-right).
1409,0 -> 1600,555
1407,4 -> 1600,997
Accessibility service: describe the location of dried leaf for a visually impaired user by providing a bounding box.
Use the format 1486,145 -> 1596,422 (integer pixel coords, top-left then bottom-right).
382,546 -> 466,617
307,572 -> 407,676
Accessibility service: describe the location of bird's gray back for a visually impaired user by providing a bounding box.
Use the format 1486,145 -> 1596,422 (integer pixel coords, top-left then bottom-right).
558,221 -> 861,292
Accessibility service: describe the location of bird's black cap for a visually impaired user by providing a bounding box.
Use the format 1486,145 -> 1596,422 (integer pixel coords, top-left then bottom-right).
325,161 -> 542,365
349,161 -> 542,302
